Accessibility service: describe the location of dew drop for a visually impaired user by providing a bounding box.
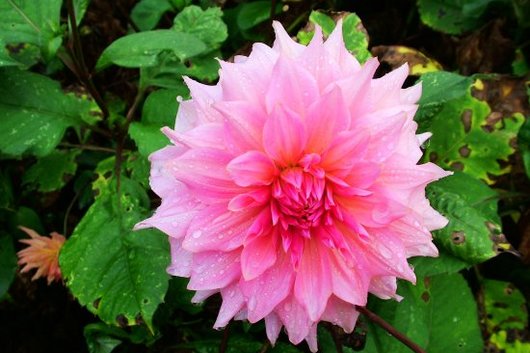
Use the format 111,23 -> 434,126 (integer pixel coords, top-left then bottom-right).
192,230 -> 202,238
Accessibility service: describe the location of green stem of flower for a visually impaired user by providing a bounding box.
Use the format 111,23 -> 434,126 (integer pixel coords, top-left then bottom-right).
356,306 -> 426,353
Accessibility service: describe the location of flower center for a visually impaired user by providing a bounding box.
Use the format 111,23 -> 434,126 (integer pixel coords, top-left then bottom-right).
271,166 -> 333,236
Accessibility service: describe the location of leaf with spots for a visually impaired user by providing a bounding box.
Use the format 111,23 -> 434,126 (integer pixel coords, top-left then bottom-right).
363,273 -> 483,353
0,68 -> 96,158
482,280 -> 530,353
23,150 -> 80,192
427,172 -> 515,264
297,11 -> 371,64
0,0 -> 63,62
418,71 -> 524,182
59,177 -> 170,332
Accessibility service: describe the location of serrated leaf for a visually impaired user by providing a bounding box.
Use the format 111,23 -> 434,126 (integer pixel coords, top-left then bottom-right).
0,0 -> 63,62
427,172 -> 513,264
363,273 -> 483,353
297,11 -> 371,64
131,0 -> 173,31
96,30 -> 206,71
420,72 -> 524,182
173,5 -> 227,49
0,234 -> 17,298
60,177 -> 170,331
23,150 -> 80,192
0,68 -> 94,157
417,0 -> 496,35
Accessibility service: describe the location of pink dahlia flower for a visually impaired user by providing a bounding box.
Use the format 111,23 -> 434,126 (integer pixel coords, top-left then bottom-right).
137,21 -> 450,351
17,226 -> 66,284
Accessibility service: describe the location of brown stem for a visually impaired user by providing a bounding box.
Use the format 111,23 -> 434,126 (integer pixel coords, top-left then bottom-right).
328,325 -> 344,353
65,0 -> 109,118
258,341 -> 270,353
356,306 -> 426,353
219,322 -> 231,353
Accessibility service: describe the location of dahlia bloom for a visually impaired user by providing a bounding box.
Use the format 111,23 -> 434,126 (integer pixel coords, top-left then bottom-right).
17,226 -> 65,284
137,21 -> 450,350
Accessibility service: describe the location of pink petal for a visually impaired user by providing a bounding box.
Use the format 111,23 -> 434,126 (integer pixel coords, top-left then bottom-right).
188,250 -> 241,290
272,21 -> 305,58
214,283 -> 245,329
265,313 -> 282,345
167,237 -> 193,277
276,295 -> 313,345
162,124 -> 226,150
263,105 -> 307,166
294,239 -> 332,321
265,57 -> 319,116
240,252 -> 294,322
241,234 -> 278,281
227,151 -> 278,187
183,204 -> 259,252
168,148 -> 242,202
305,86 -> 351,154
321,296 -> 360,333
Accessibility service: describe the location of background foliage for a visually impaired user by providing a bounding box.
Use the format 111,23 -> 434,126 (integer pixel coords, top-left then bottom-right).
0,0 -> 529,352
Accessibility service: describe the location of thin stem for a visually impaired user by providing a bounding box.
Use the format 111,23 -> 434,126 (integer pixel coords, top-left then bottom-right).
258,341 -> 270,353
114,88 -> 146,190
65,0 -> 109,118
59,142 -> 115,153
356,306 -> 426,353
329,325 -> 344,353
219,322 -> 231,353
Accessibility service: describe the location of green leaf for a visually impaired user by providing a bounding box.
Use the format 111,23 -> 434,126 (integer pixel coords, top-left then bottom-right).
427,172 -> 513,264
0,68 -> 94,157
410,248 -> 469,277
0,39 -> 23,67
417,0 -> 497,35
84,323 -> 123,353
131,0 -> 173,31
23,150 -> 81,192
60,177 -> 170,331
96,30 -> 206,71
142,88 -> 187,126
129,123 -> 169,157
0,234 -> 17,299
483,279 -> 527,332
8,206 -> 45,238
236,1 -> 281,31
518,114 -> 530,179
297,11 -> 371,64
74,0 -> 91,25
130,88 -> 186,157
419,72 -> 524,182
173,5 -> 227,49
0,0 -> 63,61
363,273 -> 483,353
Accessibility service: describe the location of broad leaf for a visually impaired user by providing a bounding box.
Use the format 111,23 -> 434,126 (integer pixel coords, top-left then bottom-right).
419,72 -> 524,182
60,177 -> 170,331
427,172 -> 513,264
0,68 -> 95,157
96,30 -> 206,70
410,248 -> 469,277
131,0 -> 173,31
173,5 -> 227,49
0,234 -> 17,299
23,150 -> 80,192
0,0 -> 63,62
363,273 -> 483,353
